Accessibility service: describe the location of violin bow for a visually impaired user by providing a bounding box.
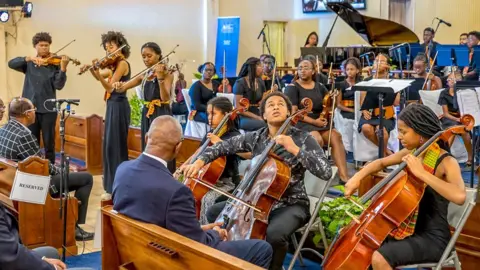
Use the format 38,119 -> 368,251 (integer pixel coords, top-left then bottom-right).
79,44 -> 128,75
45,39 -> 76,60
422,51 -> 439,90
129,44 -> 179,82
222,50 -> 227,91
325,63 -> 337,159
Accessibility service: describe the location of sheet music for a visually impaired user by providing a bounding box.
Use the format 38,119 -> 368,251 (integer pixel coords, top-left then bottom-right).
419,89 -> 444,117
457,88 -> 480,127
354,79 -> 414,93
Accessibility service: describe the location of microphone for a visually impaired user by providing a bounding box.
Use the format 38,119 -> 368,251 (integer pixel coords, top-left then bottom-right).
46,99 -> 80,104
436,17 -> 452,27
389,42 -> 408,51
257,24 -> 267,40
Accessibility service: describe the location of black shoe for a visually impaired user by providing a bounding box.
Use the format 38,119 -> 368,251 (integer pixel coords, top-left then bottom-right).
75,226 -> 94,241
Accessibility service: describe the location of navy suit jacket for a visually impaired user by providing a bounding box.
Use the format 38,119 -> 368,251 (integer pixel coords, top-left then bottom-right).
0,203 -> 54,270
112,154 -> 222,248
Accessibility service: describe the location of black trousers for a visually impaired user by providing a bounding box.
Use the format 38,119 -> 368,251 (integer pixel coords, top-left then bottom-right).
29,112 -> 57,165
207,202 -> 309,270
50,172 -> 93,224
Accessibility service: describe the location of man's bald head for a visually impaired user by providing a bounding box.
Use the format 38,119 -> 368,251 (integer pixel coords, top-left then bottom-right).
145,116 -> 183,158
9,97 -> 34,118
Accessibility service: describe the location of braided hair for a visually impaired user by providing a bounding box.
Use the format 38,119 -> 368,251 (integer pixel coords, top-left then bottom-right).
398,103 -> 449,151
238,57 -> 261,92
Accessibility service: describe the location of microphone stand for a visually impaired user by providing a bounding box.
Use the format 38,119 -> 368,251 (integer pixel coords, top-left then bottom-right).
55,101 -> 77,261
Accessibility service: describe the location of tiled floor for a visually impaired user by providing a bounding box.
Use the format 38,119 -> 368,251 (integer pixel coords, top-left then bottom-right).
76,175 -> 103,254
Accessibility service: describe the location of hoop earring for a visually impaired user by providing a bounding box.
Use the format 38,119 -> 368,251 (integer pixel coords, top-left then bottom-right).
420,137 -> 424,143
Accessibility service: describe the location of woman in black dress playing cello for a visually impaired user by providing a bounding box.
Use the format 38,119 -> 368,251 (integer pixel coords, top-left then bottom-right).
112,42 -> 175,171
345,103 -> 466,269
79,31 -> 131,195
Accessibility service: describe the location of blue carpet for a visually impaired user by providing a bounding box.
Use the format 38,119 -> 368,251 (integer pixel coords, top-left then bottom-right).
66,251 -> 101,270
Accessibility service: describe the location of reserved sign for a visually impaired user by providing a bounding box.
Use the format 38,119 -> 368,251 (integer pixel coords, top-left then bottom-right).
10,171 -> 51,205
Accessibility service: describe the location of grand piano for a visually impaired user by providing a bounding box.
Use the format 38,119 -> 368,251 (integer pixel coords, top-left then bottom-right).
320,1 -> 420,68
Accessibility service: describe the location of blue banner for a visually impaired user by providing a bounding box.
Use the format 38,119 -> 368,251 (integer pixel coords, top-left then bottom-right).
215,17 -> 240,78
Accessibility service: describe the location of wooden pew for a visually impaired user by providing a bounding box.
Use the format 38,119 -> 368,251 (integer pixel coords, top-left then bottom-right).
0,156 -> 78,255
359,172 -> 480,270
101,204 -> 263,270
54,114 -> 104,175
127,128 -> 201,168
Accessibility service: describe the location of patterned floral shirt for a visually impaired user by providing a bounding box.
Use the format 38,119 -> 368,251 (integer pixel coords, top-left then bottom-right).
198,126 -> 332,210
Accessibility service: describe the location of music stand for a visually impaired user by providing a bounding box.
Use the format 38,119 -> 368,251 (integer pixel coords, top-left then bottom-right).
391,43 -> 422,71
353,79 -> 412,158
456,81 -> 480,188
436,45 -> 470,67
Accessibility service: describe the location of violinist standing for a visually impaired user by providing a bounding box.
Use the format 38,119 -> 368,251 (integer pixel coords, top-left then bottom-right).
182,92 -> 333,270
79,31 -> 131,195
112,42 -> 175,172
8,32 -> 70,165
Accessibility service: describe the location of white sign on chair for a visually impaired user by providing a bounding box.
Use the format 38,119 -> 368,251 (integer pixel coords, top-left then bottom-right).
10,171 -> 50,205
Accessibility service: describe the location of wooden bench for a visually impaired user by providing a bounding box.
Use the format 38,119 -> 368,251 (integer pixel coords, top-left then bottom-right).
101,204 -> 263,270
0,156 -> 78,255
360,172 -> 480,270
54,114 -> 104,175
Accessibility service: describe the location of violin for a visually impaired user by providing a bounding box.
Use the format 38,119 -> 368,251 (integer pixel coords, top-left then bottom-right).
323,114 -> 475,270
320,63 -> 339,122
422,51 -> 439,90
212,98 -> 313,241
78,44 -> 128,75
42,54 -> 81,66
180,98 -> 249,218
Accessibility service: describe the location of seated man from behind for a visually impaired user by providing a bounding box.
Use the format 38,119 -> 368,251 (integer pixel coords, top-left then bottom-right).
113,116 -> 272,269
0,97 -> 94,241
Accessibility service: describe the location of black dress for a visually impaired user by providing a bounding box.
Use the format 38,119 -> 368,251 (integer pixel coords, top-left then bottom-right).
140,77 -> 175,173
103,62 -> 131,194
377,153 -> 451,267
189,80 -> 219,123
285,81 -> 329,132
438,89 -> 461,128
357,93 -> 397,134
233,77 -> 267,131
337,80 -> 355,120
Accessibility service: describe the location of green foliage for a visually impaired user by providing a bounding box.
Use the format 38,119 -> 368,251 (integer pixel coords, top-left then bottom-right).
129,94 -> 143,127
314,196 -> 370,246
193,72 -> 219,80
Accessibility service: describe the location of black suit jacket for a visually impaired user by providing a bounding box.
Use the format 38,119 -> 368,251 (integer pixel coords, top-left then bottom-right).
0,203 -> 54,270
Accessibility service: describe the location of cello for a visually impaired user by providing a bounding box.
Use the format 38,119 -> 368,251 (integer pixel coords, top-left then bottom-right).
180,98 -> 249,218
211,98 -> 313,240
322,114 -> 475,270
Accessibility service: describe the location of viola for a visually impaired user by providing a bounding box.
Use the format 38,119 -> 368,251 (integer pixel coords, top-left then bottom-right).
422,51 -> 439,90
320,63 -> 339,122
322,114 -> 475,270
78,44 -> 128,75
213,98 -> 313,240
181,98 -> 249,218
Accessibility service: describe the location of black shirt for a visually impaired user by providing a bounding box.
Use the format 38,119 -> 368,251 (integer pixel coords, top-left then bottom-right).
189,80 -> 219,112
438,89 -> 458,113
200,128 -> 241,182
233,77 -> 266,115
285,81 -> 328,116
8,57 -> 67,113
315,73 -> 329,85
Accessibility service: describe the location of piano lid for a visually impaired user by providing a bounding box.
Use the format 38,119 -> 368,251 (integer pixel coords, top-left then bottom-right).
326,2 -> 419,47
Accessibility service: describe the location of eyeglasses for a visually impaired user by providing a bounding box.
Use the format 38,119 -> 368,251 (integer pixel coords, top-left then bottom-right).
24,107 -> 37,114
0,105 -> 5,111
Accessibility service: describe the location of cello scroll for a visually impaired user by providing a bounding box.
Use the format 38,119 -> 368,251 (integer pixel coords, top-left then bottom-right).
290,98 -> 313,125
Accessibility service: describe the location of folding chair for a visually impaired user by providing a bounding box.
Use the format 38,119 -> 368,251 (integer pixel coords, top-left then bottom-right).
353,91 -> 400,165
287,167 -> 339,270
216,93 -> 235,104
182,88 -> 208,139
333,108 -> 355,153
396,188 -> 478,270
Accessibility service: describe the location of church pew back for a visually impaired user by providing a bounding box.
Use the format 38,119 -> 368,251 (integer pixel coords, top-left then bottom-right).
0,156 -> 78,255
102,205 -> 263,270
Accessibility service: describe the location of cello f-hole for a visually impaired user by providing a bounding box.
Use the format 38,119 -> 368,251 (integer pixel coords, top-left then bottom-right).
244,207 -> 251,222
